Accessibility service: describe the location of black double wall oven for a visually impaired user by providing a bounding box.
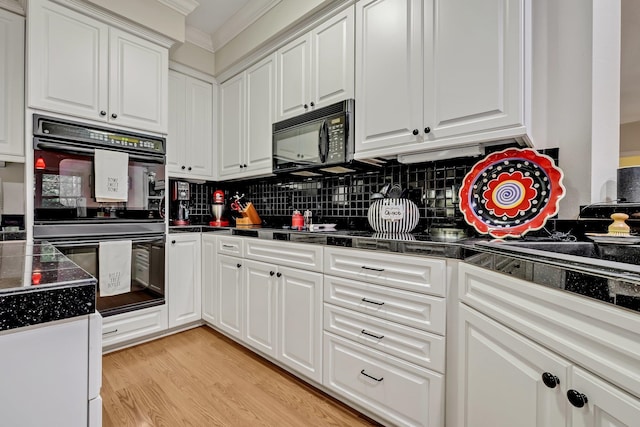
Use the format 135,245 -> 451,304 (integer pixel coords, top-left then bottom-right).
33,114 -> 166,316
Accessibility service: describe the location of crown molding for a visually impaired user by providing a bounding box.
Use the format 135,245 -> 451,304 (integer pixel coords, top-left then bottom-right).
156,0 -> 199,16
185,25 -> 214,52
211,0 -> 281,52
0,0 -> 25,15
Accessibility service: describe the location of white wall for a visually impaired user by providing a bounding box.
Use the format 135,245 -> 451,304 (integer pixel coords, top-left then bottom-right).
170,42 -> 215,76
214,0 -> 332,76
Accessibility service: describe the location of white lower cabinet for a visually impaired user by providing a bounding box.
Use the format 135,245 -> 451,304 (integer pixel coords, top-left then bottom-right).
244,259 -> 277,358
201,234 -> 217,325
217,253 -> 244,340
454,263 -> 640,427
167,233 -> 202,328
323,247 -> 446,426
0,316 -> 99,427
324,332 -> 443,427
102,304 -> 168,349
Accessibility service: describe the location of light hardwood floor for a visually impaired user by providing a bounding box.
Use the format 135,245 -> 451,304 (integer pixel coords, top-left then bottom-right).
102,326 -> 382,426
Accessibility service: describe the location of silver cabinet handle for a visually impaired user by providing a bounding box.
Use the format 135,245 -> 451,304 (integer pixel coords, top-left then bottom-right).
360,369 -> 383,382
222,244 -> 234,248
103,329 -> 118,335
361,329 -> 384,340
362,297 -> 385,306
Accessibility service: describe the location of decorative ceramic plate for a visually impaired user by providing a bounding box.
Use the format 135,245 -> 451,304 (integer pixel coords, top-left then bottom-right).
459,148 -> 566,238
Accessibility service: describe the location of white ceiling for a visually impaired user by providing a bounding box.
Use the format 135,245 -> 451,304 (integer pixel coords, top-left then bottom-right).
184,0 -> 279,53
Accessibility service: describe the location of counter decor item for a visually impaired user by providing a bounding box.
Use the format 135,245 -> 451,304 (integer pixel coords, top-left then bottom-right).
459,148 -> 565,238
617,166 -> 640,202
368,198 -> 420,233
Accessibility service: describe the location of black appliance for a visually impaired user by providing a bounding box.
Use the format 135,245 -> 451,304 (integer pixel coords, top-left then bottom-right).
32,114 -> 166,316
170,181 -> 190,226
273,99 -> 370,175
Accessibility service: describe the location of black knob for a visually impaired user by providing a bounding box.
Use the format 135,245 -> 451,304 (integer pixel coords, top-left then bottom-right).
567,390 -> 588,408
188,167 -> 192,171
171,240 -> 176,244
542,372 -> 559,388
412,129 -> 419,135
111,113 -> 118,119
100,110 -> 107,116
310,102 -> 315,107
243,164 -> 247,168
276,272 -> 282,278
236,263 -> 242,268
239,165 -> 244,169
304,104 -> 308,109
269,271 -> 275,276
181,165 -> 186,170
424,126 -> 431,134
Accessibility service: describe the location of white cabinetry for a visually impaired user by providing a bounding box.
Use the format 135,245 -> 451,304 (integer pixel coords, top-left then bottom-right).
102,304 -> 167,350
167,233 -> 201,328
453,263 -> 640,427
28,0 -> 169,133
0,315 -> 102,427
276,7 -> 354,121
355,0 -> 524,159
201,234 -> 217,324
168,65 -> 216,180
323,247 -> 446,426
219,54 -> 275,180
215,236 -> 245,340
0,7 -> 24,161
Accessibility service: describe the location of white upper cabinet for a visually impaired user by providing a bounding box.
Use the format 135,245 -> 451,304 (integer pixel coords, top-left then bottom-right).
355,0 -> 524,159
219,54 -> 275,180
0,7 -> 24,161
276,7 -> 354,121
27,0 -> 169,134
168,67 -> 216,180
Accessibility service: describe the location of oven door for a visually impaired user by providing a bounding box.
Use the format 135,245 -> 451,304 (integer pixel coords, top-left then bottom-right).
33,138 -> 165,222
50,233 -> 165,317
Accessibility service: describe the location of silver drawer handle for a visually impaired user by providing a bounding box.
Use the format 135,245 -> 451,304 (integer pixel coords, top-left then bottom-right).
361,266 -> 385,272
103,329 -> 118,335
360,369 -> 384,382
362,297 -> 385,306
361,329 -> 384,340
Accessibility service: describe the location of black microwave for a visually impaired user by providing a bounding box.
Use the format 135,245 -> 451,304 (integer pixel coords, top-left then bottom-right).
272,99 -> 355,175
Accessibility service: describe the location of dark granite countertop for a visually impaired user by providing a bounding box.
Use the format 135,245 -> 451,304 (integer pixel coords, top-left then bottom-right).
0,241 -> 96,331
170,225 -> 640,314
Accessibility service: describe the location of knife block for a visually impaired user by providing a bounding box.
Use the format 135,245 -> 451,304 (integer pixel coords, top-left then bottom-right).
236,202 -> 262,226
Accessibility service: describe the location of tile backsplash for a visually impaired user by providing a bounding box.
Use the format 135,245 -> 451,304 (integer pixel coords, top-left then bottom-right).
183,146 -> 559,232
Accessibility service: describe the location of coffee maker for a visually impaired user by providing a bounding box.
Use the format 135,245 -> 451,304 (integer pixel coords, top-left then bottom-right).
171,181 -> 190,226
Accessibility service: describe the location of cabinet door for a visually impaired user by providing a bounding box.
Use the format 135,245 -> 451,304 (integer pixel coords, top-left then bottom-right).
185,76 -> 214,178
278,266 -> 323,383
167,70 -> 187,174
109,28 -> 168,133
311,7 -> 355,109
245,55 -> 275,176
457,304 -> 570,427
570,367 -> 640,427
167,234 -> 202,328
243,259 -> 277,357
218,74 -> 245,178
0,9 -> 24,160
0,318 -> 89,427
425,0 -> 524,140
217,254 -> 243,339
201,234 -> 217,325
355,0 -> 423,154
276,34 -> 312,120
28,0 -> 108,122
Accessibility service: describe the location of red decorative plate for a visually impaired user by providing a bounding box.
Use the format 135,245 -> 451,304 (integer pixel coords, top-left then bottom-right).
459,148 -> 565,238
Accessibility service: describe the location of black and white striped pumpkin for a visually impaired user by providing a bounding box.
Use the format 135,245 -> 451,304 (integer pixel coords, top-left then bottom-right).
367,199 -> 420,233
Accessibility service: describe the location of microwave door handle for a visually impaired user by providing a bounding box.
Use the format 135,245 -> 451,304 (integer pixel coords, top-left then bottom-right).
318,120 -> 329,163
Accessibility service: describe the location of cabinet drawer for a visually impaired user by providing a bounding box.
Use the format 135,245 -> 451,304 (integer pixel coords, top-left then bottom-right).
245,239 -> 323,272
324,247 -> 445,296
324,304 -> 445,373
323,332 -> 443,427
324,275 -> 445,335
102,305 -> 167,348
217,236 -> 244,256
